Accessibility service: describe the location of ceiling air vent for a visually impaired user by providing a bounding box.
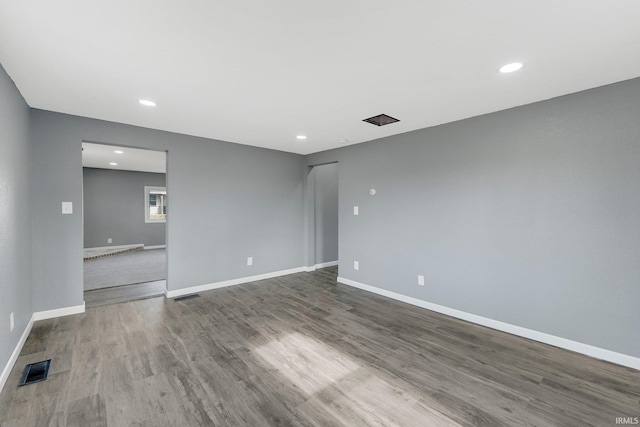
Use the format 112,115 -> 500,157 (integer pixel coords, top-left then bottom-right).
363,114 -> 400,127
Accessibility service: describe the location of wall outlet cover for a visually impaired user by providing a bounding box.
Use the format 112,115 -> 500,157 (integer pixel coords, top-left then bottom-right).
354,261 -> 359,270
247,257 -> 253,266
418,275 -> 425,286
61,202 -> 73,214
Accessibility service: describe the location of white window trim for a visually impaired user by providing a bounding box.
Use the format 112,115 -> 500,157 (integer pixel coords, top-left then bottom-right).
145,186 -> 167,223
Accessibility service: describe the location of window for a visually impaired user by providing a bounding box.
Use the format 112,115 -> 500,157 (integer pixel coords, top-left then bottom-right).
145,186 -> 167,223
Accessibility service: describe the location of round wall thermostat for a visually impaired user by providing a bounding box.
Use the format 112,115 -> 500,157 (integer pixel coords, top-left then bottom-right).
369,188 -> 377,196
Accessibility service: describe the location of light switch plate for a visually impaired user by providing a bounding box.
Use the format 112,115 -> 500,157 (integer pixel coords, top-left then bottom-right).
354,260 -> 359,270
62,202 -> 73,214
353,206 -> 359,215
418,275 -> 425,286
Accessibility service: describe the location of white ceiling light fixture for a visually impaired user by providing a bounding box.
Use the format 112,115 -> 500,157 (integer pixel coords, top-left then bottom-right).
114,150 -> 124,154
109,162 -> 118,166
138,99 -> 157,107
296,135 -> 307,140
499,62 -> 523,73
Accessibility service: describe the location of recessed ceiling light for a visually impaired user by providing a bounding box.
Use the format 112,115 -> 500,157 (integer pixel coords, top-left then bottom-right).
296,135 -> 307,140
138,99 -> 156,107
109,162 -> 118,166
114,150 -> 124,154
499,62 -> 523,73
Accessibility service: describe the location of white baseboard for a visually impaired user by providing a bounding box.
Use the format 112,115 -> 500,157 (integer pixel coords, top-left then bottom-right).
84,244 -> 143,252
337,276 -> 640,371
0,315 -> 34,394
166,267 -> 307,298
144,245 -> 166,250
32,303 -> 85,321
316,260 -> 339,269
1,303 -> 86,394
305,260 -> 338,272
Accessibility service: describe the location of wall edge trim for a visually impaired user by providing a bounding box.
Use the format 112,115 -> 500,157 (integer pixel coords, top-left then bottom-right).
0,314 -> 34,394
305,260 -> 339,272
336,276 -> 640,370
144,245 -> 166,250
166,267 -> 307,298
32,303 -> 85,321
84,244 -> 143,252
315,260 -> 338,269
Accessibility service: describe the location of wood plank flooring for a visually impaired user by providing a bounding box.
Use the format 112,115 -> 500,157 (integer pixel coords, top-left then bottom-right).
1,266 -> 638,426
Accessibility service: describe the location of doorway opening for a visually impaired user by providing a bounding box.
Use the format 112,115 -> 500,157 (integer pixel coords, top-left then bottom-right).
308,162 -> 339,271
81,142 -> 168,307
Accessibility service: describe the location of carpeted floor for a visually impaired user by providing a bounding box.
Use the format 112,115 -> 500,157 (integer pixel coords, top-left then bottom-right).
83,248 -> 166,290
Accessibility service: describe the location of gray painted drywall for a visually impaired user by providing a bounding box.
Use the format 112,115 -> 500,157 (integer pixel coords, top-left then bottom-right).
0,64 -> 32,373
307,77 -> 640,358
313,163 -> 338,264
6,57 -> 639,363
30,109 -> 304,311
83,168 -> 166,248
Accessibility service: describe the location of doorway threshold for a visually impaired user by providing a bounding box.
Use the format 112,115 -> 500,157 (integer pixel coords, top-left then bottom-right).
84,280 -> 165,307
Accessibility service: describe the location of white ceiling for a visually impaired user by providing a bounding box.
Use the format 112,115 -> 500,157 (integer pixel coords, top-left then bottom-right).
2,1 -> 640,155
82,142 -> 166,173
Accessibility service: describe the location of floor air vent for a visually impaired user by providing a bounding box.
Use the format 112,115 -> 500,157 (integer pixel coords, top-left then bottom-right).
18,359 -> 51,386
175,294 -> 200,302
363,113 -> 400,127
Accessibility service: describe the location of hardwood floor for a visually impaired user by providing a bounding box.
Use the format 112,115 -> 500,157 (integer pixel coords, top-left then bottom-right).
1,267 -> 638,426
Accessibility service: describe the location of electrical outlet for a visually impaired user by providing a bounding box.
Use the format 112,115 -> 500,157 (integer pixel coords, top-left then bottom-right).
10,312 -> 14,332
354,260 -> 359,270
107,238 -> 112,244
247,257 -> 253,266
353,206 -> 359,215
418,275 -> 425,286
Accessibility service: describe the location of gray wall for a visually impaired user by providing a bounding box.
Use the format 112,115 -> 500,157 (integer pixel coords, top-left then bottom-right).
308,77 -> 640,358
4,59 -> 639,364
313,163 -> 339,264
0,64 -> 32,372
83,168 -> 166,248
31,110 -> 305,311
